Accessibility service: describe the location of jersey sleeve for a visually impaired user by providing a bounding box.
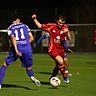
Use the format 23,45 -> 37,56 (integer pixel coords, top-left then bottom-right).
7,26 -> 15,37
63,25 -> 69,33
25,25 -> 31,32
41,23 -> 55,32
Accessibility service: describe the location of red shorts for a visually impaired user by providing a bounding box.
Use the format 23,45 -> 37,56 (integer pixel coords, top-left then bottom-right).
48,49 -> 65,60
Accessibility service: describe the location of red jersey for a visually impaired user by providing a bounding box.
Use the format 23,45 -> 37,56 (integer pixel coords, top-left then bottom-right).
41,23 -> 69,58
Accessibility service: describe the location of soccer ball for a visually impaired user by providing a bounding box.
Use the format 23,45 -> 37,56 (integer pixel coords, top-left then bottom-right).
50,77 -> 61,87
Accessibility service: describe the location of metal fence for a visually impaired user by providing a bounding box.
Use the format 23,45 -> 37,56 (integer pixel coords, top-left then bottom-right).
0,24 -> 96,53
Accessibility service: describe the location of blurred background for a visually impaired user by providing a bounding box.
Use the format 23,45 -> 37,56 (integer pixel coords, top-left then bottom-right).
0,0 -> 96,53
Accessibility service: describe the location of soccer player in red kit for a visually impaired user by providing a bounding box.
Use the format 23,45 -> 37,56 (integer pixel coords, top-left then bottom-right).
32,14 -> 71,84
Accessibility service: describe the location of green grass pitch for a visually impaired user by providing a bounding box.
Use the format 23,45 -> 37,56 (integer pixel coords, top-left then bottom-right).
0,53 -> 96,96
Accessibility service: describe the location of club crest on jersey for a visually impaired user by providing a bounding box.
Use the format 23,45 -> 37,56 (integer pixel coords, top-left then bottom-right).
56,36 -> 60,40
52,30 -> 56,33
60,31 -> 64,34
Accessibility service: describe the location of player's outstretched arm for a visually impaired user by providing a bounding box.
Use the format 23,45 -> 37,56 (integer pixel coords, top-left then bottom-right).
35,34 -> 47,47
32,14 -> 41,28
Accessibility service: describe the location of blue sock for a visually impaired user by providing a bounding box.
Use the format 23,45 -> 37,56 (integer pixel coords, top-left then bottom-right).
26,69 -> 34,77
64,77 -> 68,81
0,65 -> 7,85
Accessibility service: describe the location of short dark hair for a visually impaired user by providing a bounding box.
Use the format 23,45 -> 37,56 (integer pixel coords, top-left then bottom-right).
57,15 -> 66,21
13,14 -> 21,20
10,12 -> 21,22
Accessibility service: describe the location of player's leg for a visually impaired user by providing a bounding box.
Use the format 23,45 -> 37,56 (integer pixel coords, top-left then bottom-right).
0,62 -> 8,89
63,53 -> 70,83
64,57 -> 69,76
49,61 -> 59,79
20,53 -> 41,87
26,67 -> 41,87
55,55 -> 69,84
64,54 -> 72,77
0,51 -> 17,89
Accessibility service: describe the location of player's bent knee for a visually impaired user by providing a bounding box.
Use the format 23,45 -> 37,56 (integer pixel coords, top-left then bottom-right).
26,66 -> 32,70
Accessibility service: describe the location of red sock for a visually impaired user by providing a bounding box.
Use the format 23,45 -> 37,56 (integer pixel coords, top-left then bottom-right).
58,64 -> 68,78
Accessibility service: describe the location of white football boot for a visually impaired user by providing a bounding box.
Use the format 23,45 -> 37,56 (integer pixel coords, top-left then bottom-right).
64,78 -> 70,84
31,76 -> 41,87
0,85 -> 1,89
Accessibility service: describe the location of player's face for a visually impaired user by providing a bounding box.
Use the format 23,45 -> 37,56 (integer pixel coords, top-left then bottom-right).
57,19 -> 65,29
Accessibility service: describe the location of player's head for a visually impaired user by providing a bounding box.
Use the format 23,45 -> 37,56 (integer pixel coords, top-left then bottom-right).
11,13 -> 21,24
56,15 -> 66,29
13,15 -> 21,23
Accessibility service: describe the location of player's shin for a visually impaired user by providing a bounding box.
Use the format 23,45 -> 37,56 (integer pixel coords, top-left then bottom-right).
50,66 -> 59,79
26,68 -> 41,87
58,64 -> 69,83
63,59 -> 69,78
26,68 -> 34,77
0,65 -> 7,88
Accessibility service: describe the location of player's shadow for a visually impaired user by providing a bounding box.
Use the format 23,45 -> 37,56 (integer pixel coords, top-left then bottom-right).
38,72 -> 60,85
2,84 -> 32,90
38,72 -> 60,75
40,81 -> 50,85
40,81 -> 59,89
86,61 -> 96,65
38,72 -> 52,75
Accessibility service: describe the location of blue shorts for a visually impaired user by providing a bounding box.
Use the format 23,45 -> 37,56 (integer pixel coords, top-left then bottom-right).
5,45 -> 33,67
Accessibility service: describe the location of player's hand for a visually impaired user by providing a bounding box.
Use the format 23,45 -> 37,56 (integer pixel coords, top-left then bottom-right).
64,28 -> 69,33
16,51 -> 22,57
32,14 -> 36,19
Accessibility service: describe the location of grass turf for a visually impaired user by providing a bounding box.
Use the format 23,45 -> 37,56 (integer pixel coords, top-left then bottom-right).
0,53 -> 96,96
